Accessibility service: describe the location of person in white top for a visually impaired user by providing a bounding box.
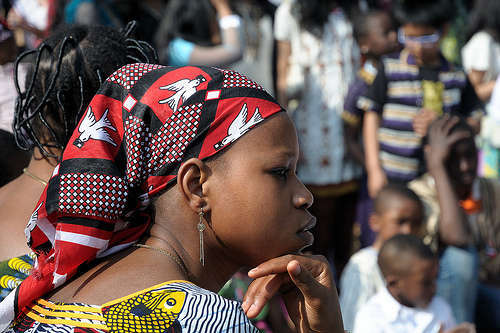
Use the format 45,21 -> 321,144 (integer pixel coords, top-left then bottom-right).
353,234 -> 475,333
461,0 -> 500,179
6,0 -> 49,49
340,184 -> 425,331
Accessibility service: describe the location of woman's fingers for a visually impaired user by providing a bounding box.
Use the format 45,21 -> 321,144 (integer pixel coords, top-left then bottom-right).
248,254 -> 327,280
244,255 -> 332,317
243,273 -> 289,318
286,260 -> 321,299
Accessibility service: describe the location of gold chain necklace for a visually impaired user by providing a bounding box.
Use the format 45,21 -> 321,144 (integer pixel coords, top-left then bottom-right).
23,168 -> 48,186
134,243 -> 189,278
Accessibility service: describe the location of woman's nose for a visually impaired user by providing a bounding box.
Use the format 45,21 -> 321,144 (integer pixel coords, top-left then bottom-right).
293,181 -> 314,209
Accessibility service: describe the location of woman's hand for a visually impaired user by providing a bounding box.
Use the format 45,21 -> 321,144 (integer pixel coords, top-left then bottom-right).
242,254 -> 344,333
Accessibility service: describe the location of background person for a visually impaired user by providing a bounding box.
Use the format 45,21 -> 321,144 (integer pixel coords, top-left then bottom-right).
410,116 -> 500,329
354,234 -> 475,333
154,0 -> 243,67
361,0 -> 483,199
339,184 -> 424,331
275,0 -> 361,277
342,9 -> 399,247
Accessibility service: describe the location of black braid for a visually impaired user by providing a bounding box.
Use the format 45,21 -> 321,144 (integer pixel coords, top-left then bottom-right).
13,23 -> 158,160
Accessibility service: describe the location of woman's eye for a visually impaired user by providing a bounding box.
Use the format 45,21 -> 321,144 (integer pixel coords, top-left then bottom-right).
271,168 -> 290,180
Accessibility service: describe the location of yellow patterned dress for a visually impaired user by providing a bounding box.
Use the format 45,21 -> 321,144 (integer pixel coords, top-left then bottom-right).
6,280 -> 259,332
0,253 -> 35,301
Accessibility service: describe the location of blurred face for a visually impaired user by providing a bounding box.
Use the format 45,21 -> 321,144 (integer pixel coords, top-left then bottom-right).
371,197 -> 424,244
446,137 -> 477,191
400,23 -> 442,66
363,13 -> 398,57
393,257 -> 438,308
207,113 -> 315,267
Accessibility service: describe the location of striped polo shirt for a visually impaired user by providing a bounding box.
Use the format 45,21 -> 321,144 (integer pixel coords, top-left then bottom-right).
358,49 -> 483,182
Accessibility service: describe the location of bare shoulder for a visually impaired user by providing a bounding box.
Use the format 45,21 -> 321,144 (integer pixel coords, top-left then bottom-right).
0,177 -> 44,260
49,248 -> 184,305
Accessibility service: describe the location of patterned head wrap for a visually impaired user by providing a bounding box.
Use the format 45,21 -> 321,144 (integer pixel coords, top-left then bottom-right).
0,64 -> 282,325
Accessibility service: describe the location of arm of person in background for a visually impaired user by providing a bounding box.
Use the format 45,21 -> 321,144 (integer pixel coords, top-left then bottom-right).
425,116 -> 471,246
364,111 -> 387,198
344,120 -> 364,165
73,2 -> 101,26
186,0 -> 243,67
413,108 -> 438,137
342,82 -> 367,166
359,63 -> 388,198
276,40 -> 291,107
460,76 -> 485,134
467,70 -> 496,102
443,323 -> 476,333
6,7 -> 46,39
243,254 -> 345,333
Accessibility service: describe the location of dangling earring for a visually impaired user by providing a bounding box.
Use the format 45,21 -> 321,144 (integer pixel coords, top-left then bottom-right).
198,207 -> 206,266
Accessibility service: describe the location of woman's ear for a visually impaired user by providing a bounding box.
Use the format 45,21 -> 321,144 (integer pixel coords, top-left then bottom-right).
177,158 -> 211,213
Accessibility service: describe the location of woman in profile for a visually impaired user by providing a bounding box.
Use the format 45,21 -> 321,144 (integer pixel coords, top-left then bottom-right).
0,65 -> 344,332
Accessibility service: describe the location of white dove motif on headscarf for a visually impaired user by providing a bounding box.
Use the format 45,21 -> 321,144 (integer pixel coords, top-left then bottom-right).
73,106 -> 117,148
25,202 -> 43,246
214,103 -> 264,150
158,75 -> 206,112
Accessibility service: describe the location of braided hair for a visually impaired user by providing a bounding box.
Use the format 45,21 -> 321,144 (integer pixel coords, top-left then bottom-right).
13,22 -> 158,159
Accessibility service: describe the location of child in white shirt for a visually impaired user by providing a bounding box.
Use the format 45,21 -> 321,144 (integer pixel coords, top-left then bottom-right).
339,184 -> 424,330
353,234 -> 475,333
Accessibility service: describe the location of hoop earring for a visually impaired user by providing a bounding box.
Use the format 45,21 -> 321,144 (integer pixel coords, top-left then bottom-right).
198,207 -> 206,266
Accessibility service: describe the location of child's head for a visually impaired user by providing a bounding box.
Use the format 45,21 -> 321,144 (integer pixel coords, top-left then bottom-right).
371,184 -> 424,248
13,24 -> 157,159
444,118 -> 477,191
353,10 -> 398,59
378,234 -> 438,308
393,0 -> 453,66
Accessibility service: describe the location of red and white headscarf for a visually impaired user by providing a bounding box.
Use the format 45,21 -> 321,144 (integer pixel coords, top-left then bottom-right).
0,64 -> 282,328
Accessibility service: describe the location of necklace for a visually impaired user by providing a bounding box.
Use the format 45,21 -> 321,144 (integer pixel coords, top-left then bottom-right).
134,243 -> 189,278
23,168 -> 48,186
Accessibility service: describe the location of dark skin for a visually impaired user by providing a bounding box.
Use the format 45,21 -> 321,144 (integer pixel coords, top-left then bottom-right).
386,255 -> 476,332
343,12 -> 398,166
370,197 -> 424,251
424,115 -> 475,247
386,256 -> 438,308
49,113 -> 344,333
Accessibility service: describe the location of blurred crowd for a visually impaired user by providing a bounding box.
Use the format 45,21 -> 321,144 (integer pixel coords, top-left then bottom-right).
0,0 -> 499,332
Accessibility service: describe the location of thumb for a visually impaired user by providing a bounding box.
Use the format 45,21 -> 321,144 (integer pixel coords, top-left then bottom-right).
286,260 -> 319,298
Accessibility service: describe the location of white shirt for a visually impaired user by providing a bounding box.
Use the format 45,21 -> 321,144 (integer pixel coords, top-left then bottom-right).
339,246 -> 385,331
353,287 -> 456,333
462,31 -> 500,108
0,63 -> 27,133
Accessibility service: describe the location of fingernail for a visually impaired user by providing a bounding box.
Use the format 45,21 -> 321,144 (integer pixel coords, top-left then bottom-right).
241,300 -> 249,312
248,267 -> 258,275
248,303 -> 257,314
291,263 -> 301,276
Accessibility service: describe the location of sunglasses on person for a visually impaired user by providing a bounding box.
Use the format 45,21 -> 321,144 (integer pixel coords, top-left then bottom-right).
397,28 -> 441,47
